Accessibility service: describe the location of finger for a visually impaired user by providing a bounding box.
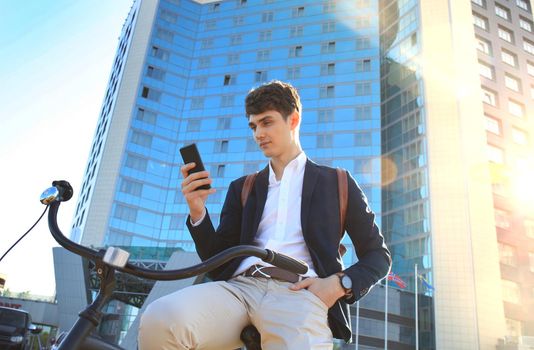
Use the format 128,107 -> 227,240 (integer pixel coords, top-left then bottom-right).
180,162 -> 196,178
290,277 -> 314,290
182,178 -> 213,194
181,171 -> 211,189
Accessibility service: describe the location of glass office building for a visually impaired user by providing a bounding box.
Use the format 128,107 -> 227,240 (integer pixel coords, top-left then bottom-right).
66,0 -> 534,348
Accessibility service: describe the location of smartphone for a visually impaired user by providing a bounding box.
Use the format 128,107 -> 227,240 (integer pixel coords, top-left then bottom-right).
179,143 -> 211,190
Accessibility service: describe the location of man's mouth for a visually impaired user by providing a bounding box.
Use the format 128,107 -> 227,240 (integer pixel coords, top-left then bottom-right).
259,142 -> 270,148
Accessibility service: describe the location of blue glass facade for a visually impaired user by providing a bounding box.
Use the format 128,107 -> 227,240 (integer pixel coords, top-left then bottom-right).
380,0 -> 435,348
102,0 -> 382,271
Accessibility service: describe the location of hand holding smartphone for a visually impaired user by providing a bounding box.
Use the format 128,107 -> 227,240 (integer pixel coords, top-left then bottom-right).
179,143 -> 211,190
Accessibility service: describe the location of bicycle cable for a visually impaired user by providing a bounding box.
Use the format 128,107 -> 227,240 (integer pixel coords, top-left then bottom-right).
0,205 -> 49,263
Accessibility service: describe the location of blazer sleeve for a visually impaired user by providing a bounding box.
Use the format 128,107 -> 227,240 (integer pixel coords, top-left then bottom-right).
342,171 -> 392,303
186,178 -> 243,261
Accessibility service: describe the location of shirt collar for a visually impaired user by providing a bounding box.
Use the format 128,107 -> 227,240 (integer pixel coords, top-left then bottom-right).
268,151 -> 307,185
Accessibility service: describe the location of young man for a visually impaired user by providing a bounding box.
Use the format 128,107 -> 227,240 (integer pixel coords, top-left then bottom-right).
138,81 -> 391,349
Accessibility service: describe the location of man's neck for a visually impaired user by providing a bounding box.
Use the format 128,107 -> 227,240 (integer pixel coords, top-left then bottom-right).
270,145 -> 303,181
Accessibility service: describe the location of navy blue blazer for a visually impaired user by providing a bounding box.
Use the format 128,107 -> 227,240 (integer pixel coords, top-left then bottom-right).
187,159 -> 391,342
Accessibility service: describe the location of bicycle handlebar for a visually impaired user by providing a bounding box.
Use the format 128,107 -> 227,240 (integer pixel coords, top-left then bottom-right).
43,181 -> 308,280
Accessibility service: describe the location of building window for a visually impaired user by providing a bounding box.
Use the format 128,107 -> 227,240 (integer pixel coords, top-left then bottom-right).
160,9 -> 178,24
318,109 -> 334,123
476,36 -> 492,55
194,77 -> 207,89
290,25 -> 303,37
322,21 -> 336,33
210,3 -> 220,12
114,204 -> 137,222
125,154 -> 147,171
246,138 -> 257,152
199,57 -> 211,68
141,87 -> 161,102
487,144 -> 504,164
473,12 -> 489,30
257,49 -> 270,61
508,99 -> 524,117
243,163 -> 258,174
478,61 -> 494,79
499,243 -> 518,266
320,85 -> 335,98
262,11 -> 273,22
355,106 -> 372,120
321,41 -> 336,53
323,0 -> 336,12
523,38 -> 534,55
151,46 -> 169,61
520,17 -> 533,32
255,70 -> 268,82
230,35 -> 242,45
512,128 -> 528,145
355,16 -> 370,28
502,280 -> 521,304
221,95 -> 234,107
501,49 -> 517,67
472,0 -> 486,8
495,208 -> 511,229
356,36 -> 371,50
498,26 -> 514,42
506,318 -> 522,337
317,134 -> 333,148
287,66 -> 301,79
504,74 -> 521,92
217,117 -> 231,130
156,28 -> 174,42
517,0 -> 530,11
205,20 -> 217,30
215,140 -> 229,153
292,6 -> 305,17
201,38 -> 213,49
482,87 -> 497,106
131,131 -> 152,148
356,59 -> 371,72
136,108 -> 157,124
354,132 -> 372,146
356,81 -> 372,95
485,115 -> 501,134
120,179 -> 143,197
147,66 -> 165,80
289,46 -> 303,57
259,30 -> 272,41
187,119 -> 201,132
321,63 -> 335,75
495,4 -> 511,21
223,74 -> 236,86
169,215 -> 186,230
228,54 -> 239,65
233,16 -> 244,26
217,164 -> 226,177
191,97 -> 205,109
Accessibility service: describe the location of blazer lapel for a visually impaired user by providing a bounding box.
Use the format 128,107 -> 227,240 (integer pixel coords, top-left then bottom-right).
301,160 -> 319,237
250,165 -> 269,239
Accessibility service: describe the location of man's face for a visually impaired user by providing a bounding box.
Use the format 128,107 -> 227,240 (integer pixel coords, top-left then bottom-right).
248,110 -> 296,158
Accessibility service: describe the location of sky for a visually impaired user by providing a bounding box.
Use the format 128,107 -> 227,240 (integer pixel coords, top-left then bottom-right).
0,0 -> 133,297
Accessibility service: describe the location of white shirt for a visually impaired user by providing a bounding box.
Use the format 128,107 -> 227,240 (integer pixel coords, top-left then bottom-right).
233,152 -> 318,277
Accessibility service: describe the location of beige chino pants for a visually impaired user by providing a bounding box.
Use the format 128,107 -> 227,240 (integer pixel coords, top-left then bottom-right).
138,275 -> 333,350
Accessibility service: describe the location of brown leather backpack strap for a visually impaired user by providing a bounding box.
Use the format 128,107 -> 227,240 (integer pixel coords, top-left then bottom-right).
337,168 -> 348,257
241,172 -> 258,207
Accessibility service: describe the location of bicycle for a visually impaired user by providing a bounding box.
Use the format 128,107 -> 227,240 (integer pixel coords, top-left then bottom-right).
40,180 -> 308,350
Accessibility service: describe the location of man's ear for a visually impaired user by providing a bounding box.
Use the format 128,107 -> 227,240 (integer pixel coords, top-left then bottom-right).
289,111 -> 301,131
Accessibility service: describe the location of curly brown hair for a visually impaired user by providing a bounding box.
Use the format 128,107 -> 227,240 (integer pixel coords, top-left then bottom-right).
245,80 -> 302,120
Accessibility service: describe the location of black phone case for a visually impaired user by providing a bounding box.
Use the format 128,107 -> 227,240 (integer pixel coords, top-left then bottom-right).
179,143 -> 211,190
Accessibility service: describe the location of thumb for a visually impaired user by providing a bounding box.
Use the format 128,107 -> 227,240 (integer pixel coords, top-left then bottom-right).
290,277 -> 313,291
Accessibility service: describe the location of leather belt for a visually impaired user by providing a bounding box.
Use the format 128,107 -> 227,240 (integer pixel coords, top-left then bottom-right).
242,265 -> 304,283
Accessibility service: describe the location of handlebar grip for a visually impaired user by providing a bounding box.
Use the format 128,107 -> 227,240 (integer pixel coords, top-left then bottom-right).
263,249 -> 308,275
